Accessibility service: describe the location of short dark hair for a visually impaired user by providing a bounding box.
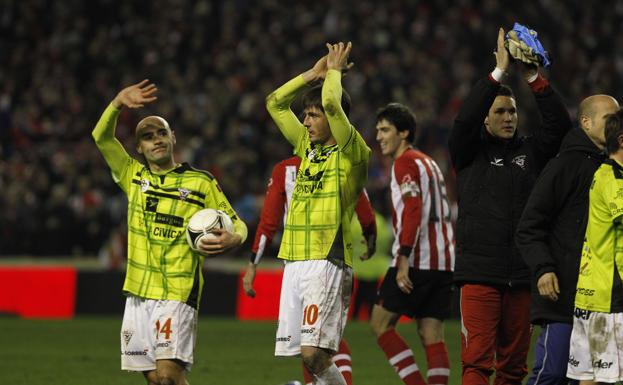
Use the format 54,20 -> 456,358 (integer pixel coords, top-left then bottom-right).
605,109 -> 623,155
301,84 -> 352,117
497,84 -> 515,98
376,103 -> 417,143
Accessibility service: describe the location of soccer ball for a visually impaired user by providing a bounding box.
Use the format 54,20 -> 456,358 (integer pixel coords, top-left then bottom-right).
186,208 -> 234,252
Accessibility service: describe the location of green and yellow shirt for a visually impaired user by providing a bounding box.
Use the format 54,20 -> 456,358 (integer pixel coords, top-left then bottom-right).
92,104 -> 247,307
575,159 -> 623,313
266,70 -> 371,267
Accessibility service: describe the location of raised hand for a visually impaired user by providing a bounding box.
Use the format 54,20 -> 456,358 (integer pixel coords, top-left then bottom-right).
494,28 -> 509,72
302,55 -> 329,84
112,79 -> 158,109
326,42 -> 355,73
519,62 -> 539,82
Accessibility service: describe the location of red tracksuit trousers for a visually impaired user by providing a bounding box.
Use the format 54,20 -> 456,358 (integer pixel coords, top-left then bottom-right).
460,284 -> 532,385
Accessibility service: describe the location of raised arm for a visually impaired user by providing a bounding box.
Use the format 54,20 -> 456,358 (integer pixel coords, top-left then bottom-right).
92,80 -> 158,186
323,42 -> 355,148
449,29 -> 506,171
526,67 -> 572,166
266,56 -> 329,148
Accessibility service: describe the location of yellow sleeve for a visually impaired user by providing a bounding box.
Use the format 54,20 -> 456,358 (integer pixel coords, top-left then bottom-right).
265,75 -> 307,150
206,179 -> 248,243
322,69 -> 354,148
91,103 -> 134,192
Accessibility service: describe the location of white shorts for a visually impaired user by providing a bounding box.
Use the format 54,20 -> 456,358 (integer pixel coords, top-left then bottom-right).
275,260 -> 353,356
567,308 -> 623,383
120,296 -> 198,371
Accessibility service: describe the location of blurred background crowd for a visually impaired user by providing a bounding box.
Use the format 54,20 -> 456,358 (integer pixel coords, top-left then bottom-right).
1,0 -> 622,262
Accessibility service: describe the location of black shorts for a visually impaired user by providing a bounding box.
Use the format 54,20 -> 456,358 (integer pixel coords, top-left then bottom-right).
376,268 -> 453,320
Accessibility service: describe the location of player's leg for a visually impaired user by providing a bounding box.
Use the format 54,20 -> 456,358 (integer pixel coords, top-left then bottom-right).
302,338 -> 353,385
299,260 -> 352,385
494,287 -> 531,385
371,267 -> 426,385
275,261 -> 304,356
460,284 -> 502,385
417,318 -> 449,385
332,339 -> 353,385
301,346 -> 345,385
155,359 -> 188,385
121,296 -> 158,375
371,304 -> 426,385
416,270 -> 453,385
526,323 -> 576,385
143,370 -> 159,385
151,300 -> 197,385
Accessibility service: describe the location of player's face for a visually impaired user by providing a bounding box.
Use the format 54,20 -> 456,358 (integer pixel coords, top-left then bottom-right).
376,119 -> 408,158
303,107 -> 334,145
584,98 -> 620,148
485,96 -> 518,140
136,126 -> 176,166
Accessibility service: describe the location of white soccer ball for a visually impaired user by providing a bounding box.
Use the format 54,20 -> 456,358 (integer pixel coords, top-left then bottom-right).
186,208 -> 234,252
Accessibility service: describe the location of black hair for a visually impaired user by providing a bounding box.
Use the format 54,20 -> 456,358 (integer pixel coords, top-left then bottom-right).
497,84 -> 515,98
605,109 -> 623,155
375,102 -> 417,143
301,84 -> 352,117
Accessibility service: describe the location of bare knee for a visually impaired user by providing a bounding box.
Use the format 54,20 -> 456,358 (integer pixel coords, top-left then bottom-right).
301,347 -> 332,375
370,304 -> 398,338
144,370 -> 159,385
417,317 -> 444,345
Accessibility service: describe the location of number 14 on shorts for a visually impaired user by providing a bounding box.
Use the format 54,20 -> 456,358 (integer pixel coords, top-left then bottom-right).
156,318 -> 173,340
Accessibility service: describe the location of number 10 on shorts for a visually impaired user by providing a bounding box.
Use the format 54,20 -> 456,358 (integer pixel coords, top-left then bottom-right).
303,304 -> 318,325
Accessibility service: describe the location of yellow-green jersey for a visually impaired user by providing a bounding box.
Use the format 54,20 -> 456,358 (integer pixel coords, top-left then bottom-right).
266,69 -> 371,268
575,159 -> 623,313
92,104 -> 247,307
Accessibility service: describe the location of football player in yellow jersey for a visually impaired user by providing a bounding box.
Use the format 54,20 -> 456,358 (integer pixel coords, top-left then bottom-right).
567,109 -> 623,385
93,80 -> 247,385
266,42 -> 371,385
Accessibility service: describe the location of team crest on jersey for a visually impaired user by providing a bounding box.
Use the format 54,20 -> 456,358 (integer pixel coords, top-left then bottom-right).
307,148 -> 317,160
512,155 -> 527,170
178,188 -> 190,201
400,174 -> 420,197
267,177 -> 273,187
140,179 -> 150,192
122,330 -> 134,346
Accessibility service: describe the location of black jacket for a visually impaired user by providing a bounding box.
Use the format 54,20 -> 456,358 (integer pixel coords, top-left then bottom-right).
449,76 -> 571,287
516,129 -> 604,324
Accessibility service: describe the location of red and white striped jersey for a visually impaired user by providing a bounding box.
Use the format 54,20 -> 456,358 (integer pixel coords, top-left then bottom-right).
251,156 -> 376,263
390,148 -> 454,271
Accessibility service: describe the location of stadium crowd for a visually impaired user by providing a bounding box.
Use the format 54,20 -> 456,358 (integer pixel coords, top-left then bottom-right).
1,0 -> 622,257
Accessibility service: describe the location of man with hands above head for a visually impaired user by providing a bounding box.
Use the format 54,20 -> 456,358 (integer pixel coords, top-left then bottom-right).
92,80 -> 247,385
265,41 -> 370,385
449,27 -> 571,385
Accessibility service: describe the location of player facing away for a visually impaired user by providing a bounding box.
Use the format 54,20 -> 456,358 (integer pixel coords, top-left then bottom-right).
92,80 -> 247,385
265,42 -> 371,385
371,103 -> 454,385
567,109 -> 623,385
516,95 -> 619,385
242,156 -> 377,385
448,28 -> 571,385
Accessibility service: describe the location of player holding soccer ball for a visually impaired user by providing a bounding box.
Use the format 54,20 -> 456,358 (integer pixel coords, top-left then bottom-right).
265,42 -> 370,385
92,80 -> 247,385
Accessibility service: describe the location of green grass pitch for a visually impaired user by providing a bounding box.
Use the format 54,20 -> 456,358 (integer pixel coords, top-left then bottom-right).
2,317 -> 537,384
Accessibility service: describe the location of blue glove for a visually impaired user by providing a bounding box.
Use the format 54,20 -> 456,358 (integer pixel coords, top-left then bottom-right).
505,23 -> 551,68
